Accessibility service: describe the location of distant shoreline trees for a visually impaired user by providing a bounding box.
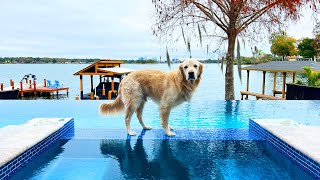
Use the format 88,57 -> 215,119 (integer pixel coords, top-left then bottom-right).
0,56 -> 276,64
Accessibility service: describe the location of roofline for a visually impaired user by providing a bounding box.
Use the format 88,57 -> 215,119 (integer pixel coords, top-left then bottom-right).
73,59 -> 123,76
241,67 -> 320,73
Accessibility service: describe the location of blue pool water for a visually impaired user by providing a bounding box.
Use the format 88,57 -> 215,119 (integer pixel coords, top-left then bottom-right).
11,139 -> 313,179
1,100 -> 319,179
0,100 -> 319,129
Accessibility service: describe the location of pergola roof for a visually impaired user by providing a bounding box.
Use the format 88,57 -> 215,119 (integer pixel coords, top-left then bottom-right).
242,61 -> 320,73
73,60 -> 124,76
99,68 -> 134,75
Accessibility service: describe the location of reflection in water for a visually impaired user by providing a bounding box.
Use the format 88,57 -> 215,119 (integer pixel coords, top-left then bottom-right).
99,139 -> 312,179
8,138 -> 313,179
100,136 -> 267,179
100,139 -> 190,179
224,101 -> 240,116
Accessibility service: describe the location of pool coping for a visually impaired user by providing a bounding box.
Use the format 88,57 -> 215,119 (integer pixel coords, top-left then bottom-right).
250,118 -> 320,179
0,118 -> 74,180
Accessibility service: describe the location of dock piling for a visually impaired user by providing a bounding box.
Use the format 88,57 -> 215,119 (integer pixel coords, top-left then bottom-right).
90,92 -> 94,100
102,84 -> 105,96
20,82 -> 24,97
33,80 -> 37,96
80,75 -> 83,99
0,83 -> 3,91
90,75 -> 94,95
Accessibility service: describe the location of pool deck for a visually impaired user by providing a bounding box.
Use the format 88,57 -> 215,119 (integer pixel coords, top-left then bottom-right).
253,119 -> 320,165
0,118 -> 73,167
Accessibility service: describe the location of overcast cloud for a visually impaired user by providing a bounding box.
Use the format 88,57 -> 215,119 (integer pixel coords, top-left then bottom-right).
0,0 -> 317,59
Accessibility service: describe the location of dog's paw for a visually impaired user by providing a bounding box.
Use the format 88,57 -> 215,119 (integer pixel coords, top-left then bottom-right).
128,131 -> 137,136
169,125 -> 174,130
165,131 -> 176,136
143,126 -> 152,130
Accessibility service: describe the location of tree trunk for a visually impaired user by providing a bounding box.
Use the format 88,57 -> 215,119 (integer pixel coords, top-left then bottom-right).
225,32 -> 236,100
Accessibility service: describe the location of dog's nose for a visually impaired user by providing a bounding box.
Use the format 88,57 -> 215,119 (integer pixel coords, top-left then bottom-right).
188,72 -> 195,80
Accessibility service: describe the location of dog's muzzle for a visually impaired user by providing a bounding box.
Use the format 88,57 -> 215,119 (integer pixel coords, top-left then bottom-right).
188,72 -> 195,80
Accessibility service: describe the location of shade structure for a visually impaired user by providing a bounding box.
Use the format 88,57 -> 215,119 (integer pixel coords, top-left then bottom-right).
242,61 -> 320,73
73,60 -> 133,100
240,61 -> 319,100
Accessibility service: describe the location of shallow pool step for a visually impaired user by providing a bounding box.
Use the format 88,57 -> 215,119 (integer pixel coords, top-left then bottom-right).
250,119 -> 320,179
71,128 -> 263,140
0,118 -> 74,180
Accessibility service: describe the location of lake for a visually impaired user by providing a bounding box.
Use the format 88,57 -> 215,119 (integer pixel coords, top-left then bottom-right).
0,63 -> 296,100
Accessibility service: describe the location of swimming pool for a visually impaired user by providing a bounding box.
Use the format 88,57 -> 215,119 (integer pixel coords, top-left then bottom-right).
1,100 -> 319,179
0,100 -> 319,128
11,139 -> 313,179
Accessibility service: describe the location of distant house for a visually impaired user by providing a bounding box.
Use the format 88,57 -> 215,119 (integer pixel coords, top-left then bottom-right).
171,58 -> 181,63
286,56 -> 313,61
286,56 -> 296,61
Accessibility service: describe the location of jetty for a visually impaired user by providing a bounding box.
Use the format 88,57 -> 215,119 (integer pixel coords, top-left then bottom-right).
0,75 -> 69,99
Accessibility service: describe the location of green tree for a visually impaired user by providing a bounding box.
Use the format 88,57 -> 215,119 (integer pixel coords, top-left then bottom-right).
298,38 -> 317,59
270,33 -> 298,60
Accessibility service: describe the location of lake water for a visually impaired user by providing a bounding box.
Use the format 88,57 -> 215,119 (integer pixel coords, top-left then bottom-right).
0,63 -> 296,100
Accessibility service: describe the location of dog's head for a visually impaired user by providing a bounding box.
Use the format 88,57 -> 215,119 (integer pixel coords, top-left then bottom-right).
179,58 -> 203,81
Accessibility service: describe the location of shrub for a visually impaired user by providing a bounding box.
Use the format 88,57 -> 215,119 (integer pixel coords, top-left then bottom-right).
297,66 -> 320,87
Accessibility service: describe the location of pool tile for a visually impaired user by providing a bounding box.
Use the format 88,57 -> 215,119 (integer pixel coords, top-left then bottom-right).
71,128 -> 263,141
250,119 -> 320,179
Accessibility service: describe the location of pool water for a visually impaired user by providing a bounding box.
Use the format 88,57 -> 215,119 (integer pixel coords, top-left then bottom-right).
1,100 -> 319,179
1,100 -> 320,129
12,139 -> 312,180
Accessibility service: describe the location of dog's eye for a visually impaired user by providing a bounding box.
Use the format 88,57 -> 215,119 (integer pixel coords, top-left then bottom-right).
194,65 -> 198,68
184,66 -> 188,69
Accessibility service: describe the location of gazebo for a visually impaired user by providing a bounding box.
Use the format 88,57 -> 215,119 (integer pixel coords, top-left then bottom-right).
240,61 -> 320,100
73,60 -> 133,100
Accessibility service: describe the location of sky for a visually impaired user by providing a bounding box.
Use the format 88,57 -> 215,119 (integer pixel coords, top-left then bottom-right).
0,0 -> 318,60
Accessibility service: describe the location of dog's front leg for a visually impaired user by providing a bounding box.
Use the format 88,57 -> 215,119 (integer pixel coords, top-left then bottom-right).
160,104 -> 176,136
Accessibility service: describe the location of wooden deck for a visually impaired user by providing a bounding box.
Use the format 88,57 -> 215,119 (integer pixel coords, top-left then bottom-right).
21,87 -> 69,93
1,79 -> 69,99
240,91 -> 284,100
19,87 -> 69,97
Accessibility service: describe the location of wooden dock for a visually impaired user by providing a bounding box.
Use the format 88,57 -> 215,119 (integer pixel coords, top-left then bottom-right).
0,78 -> 69,99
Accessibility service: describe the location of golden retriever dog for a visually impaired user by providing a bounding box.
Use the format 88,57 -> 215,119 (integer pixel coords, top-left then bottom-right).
100,58 -> 203,136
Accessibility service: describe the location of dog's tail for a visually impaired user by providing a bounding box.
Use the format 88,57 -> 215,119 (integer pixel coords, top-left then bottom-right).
100,96 -> 124,115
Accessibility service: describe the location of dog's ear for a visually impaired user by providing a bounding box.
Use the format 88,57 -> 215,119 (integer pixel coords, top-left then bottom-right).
178,63 -> 185,81
198,63 -> 203,79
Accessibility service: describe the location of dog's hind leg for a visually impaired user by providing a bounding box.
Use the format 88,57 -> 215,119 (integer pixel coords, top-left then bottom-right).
125,106 -> 136,136
136,101 -> 152,130
160,104 -> 176,136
